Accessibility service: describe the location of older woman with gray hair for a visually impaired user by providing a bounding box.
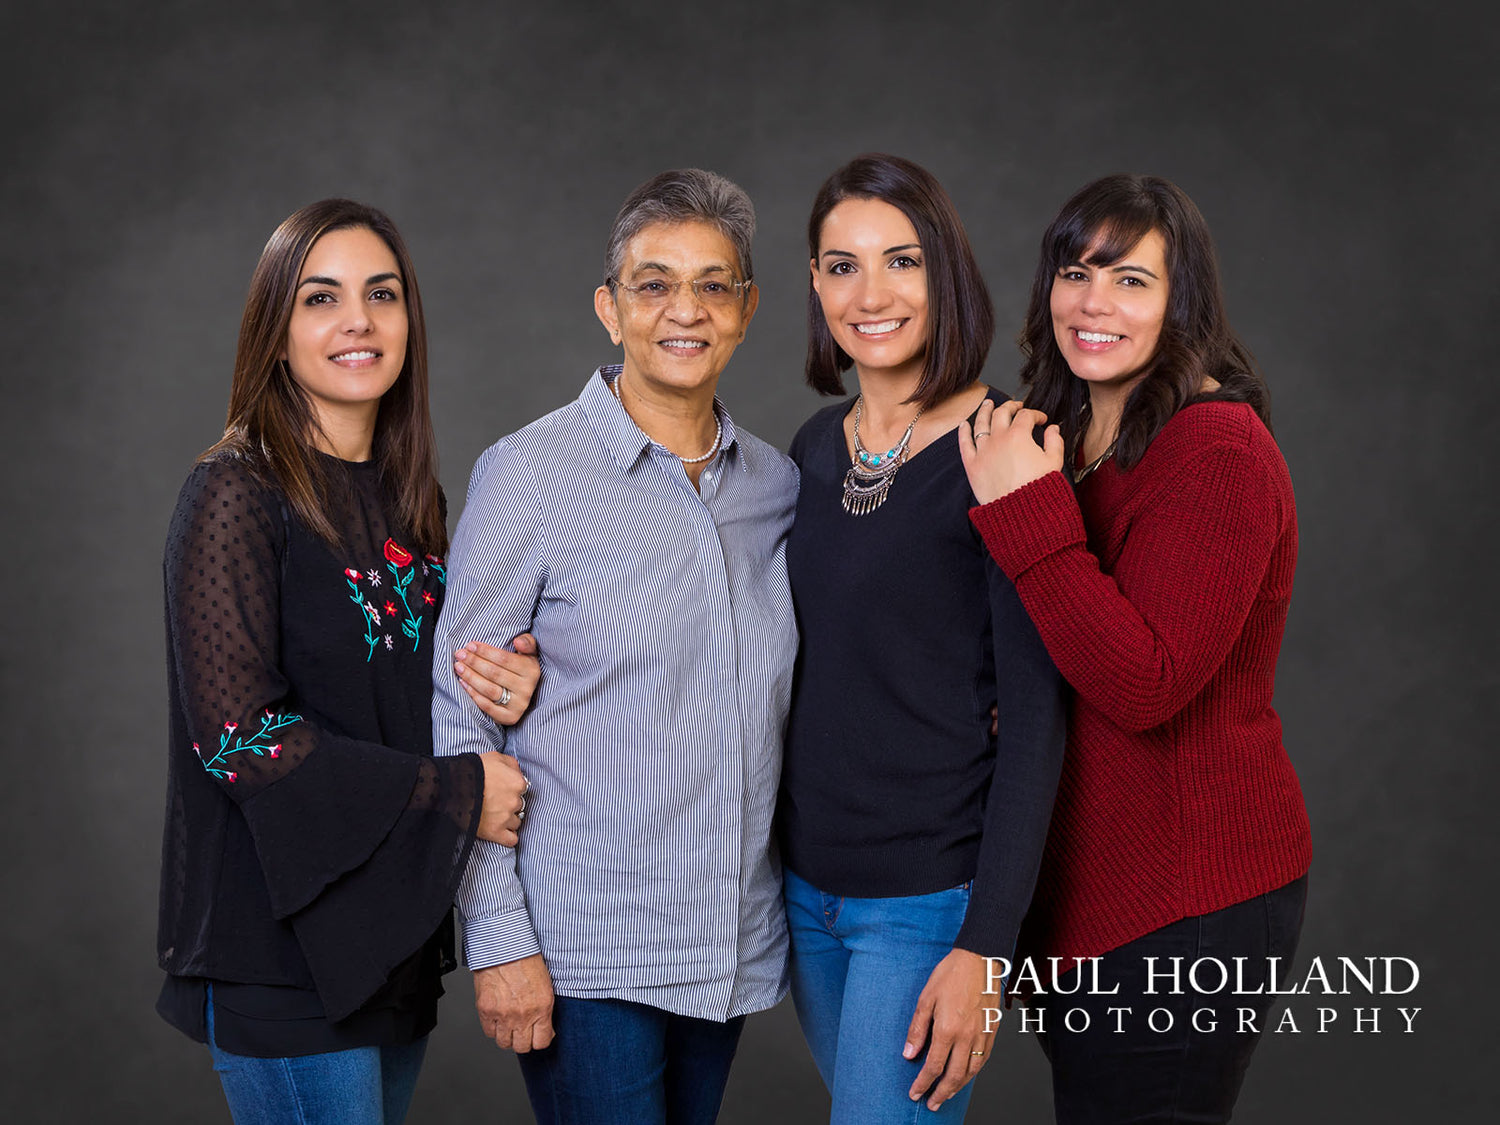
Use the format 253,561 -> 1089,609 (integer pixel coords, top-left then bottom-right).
431,169 -> 799,1125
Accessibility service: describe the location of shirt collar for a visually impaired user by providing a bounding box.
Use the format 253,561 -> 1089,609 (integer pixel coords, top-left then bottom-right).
581,364 -> 740,475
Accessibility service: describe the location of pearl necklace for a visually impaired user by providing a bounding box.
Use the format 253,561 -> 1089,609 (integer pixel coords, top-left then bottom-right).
610,373 -> 722,464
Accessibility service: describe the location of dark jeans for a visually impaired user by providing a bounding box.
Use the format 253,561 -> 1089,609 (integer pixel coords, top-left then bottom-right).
1034,875 -> 1307,1125
516,995 -> 746,1125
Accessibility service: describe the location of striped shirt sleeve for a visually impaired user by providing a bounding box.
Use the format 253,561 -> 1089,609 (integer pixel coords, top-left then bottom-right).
431,438 -> 548,968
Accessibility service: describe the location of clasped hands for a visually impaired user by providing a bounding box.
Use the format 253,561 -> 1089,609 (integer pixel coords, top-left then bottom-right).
958,399 -> 1065,505
455,633 -> 541,848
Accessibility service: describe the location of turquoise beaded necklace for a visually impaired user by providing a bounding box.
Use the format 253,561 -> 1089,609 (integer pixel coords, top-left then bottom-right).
842,394 -> 925,516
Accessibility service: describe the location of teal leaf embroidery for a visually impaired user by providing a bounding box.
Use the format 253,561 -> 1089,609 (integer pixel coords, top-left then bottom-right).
196,710 -> 303,782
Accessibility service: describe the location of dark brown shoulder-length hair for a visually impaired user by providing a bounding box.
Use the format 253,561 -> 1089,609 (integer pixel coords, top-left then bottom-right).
202,198 -> 446,555
1019,174 -> 1269,471
805,154 -> 995,411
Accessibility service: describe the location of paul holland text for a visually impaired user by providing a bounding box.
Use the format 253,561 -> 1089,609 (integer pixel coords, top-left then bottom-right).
978,955 -> 1421,1035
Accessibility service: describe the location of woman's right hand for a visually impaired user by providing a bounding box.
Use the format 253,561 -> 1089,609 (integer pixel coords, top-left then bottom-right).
456,634 -> 542,727
958,399 -> 1063,504
477,751 -> 529,846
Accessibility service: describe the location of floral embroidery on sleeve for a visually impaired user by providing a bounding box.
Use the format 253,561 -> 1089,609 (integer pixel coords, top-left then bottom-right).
196,710 -> 304,782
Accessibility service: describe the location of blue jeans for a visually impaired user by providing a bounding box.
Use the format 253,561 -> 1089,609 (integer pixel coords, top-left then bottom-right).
516,995 -> 745,1125
1035,874 -> 1309,1124
784,868 -> 979,1124
206,988 -> 427,1125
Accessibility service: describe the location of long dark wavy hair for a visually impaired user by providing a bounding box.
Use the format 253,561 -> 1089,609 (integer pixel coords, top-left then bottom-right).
202,198 -> 446,555
805,154 -> 995,410
1019,174 -> 1269,471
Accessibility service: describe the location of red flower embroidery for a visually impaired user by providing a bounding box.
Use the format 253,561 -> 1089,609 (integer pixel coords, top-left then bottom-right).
344,568 -> 361,582
226,772 -> 238,783
425,554 -> 444,565
384,600 -> 398,616
383,539 -> 413,567
224,721 -> 237,733
269,744 -> 281,759
421,590 -> 435,606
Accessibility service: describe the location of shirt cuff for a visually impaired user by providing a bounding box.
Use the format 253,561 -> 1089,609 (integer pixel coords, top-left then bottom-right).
461,906 -> 542,970
969,471 -> 1087,579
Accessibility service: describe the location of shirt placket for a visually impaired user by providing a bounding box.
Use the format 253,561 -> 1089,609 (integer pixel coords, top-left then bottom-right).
654,445 -> 745,1019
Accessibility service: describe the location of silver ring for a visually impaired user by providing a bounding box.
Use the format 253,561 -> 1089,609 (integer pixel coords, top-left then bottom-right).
974,431 -> 991,438
497,686 -> 512,707
517,796 -> 527,822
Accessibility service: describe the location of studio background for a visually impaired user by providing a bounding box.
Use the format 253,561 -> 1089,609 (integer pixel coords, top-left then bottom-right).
2,1 -> 1492,1120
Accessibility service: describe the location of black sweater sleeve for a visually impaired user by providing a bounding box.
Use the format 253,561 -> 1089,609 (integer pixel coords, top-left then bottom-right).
953,555 -> 1068,965
163,457 -> 483,1018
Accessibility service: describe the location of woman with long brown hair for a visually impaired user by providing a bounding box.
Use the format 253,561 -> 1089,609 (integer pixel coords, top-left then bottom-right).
959,174 -> 1312,1122
156,199 -> 537,1123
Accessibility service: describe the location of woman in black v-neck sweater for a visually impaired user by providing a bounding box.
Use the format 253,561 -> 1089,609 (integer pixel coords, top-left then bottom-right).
156,200 -> 535,1124
778,156 -> 1066,1123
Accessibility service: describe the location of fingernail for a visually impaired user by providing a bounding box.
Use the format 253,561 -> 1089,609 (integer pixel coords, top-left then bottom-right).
903,1043 -> 917,1059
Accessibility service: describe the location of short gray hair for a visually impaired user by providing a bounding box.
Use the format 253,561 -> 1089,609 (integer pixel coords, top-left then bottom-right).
604,169 -> 756,290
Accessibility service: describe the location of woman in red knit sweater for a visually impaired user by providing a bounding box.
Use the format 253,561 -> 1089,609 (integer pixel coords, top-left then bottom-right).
957,174 -> 1312,1122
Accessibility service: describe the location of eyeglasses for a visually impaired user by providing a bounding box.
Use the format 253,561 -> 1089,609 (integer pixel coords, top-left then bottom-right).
611,275 -> 752,308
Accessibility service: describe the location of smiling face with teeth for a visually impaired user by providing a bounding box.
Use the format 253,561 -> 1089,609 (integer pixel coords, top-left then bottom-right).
282,226 -> 408,446
1050,227 -> 1169,395
595,220 -> 757,403
811,198 -> 930,384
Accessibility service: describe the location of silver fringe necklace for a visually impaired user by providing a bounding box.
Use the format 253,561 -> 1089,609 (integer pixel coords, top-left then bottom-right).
841,395 -> 925,516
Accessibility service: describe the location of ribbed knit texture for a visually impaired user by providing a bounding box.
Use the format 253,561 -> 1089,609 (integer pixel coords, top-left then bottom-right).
969,402 -> 1312,963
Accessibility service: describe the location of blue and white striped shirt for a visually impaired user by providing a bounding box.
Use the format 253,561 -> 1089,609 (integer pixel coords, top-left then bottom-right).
432,367 -> 799,1022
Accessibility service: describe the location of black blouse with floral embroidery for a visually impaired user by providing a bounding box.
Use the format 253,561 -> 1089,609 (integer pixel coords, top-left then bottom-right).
156,451 -> 483,1056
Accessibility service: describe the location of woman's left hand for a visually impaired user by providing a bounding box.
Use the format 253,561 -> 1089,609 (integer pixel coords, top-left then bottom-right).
904,948 -> 999,1110
958,399 -> 1064,505
456,634 -> 541,727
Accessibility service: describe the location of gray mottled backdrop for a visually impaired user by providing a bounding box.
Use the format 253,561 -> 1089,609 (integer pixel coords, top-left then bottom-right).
2,0 -> 1493,1120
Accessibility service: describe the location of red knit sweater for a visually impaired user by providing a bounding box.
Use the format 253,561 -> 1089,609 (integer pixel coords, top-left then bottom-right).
969,402 -> 1312,964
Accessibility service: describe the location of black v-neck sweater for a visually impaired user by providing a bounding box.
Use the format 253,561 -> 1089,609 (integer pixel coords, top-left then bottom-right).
778,391 -> 1067,958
